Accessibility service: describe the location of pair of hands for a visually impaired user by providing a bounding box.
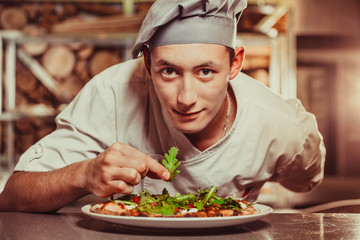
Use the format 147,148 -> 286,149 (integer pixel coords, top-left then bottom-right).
85,143 -> 170,198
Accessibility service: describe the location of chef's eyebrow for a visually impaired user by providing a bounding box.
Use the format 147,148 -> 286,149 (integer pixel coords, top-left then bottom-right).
156,60 -> 176,67
195,61 -> 218,69
155,60 -> 218,69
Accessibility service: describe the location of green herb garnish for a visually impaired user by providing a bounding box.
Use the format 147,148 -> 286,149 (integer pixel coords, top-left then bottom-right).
194,186 -> 218,210
114,187 -> 250,216
162,147 -> 181,182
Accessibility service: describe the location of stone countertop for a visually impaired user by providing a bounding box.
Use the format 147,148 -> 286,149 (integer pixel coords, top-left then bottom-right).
1,198 -> 359,240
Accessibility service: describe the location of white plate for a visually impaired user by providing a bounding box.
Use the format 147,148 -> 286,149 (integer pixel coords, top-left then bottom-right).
81,204 -> 273,229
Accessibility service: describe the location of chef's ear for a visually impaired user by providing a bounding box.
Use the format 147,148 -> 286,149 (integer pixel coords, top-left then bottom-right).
229,46 -> 245,80
143,47 -> 151,76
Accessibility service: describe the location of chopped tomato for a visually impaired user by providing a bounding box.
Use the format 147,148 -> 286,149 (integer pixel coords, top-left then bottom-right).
132,196 -> 140,204
151,202 -> 157,207
188,203 -> 195,208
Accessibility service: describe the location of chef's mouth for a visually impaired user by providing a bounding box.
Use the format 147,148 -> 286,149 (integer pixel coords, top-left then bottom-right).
172,109 -> 202,118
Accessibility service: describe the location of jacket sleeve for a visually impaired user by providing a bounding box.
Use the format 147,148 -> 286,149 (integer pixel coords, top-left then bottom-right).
273,99 -> 326,192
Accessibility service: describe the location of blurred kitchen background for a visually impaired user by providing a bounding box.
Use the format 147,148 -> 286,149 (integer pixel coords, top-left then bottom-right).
0,0 -> 359,211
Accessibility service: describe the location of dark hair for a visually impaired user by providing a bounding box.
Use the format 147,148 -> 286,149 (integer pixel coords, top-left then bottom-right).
143,45 -> 236,67
227,47 -> 235,66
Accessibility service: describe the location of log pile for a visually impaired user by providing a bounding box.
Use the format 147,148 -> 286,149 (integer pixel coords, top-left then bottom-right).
7,43 -> 124,155
0,2 -> 134,157
15,41 -> 124,103
52,12 -> 146,34
0,7 -> 27,30
0,3 -> 124,31
1,45 -> 124,156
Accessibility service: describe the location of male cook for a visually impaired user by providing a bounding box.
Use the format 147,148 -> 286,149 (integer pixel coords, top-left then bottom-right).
0,0 -> 325,212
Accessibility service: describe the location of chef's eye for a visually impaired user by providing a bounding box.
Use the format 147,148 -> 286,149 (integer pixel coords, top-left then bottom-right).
162,67 -> 177,77
199,69 -> 213,77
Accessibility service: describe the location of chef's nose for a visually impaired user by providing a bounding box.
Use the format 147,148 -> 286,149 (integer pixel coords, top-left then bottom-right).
177,75 -> 197,107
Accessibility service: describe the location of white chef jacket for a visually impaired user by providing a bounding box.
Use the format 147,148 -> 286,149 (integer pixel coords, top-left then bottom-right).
15,57 -> 325,201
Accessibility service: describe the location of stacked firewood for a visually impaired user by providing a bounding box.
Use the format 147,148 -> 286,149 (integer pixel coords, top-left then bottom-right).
1,43 -> 125,156
0,2 -> 150,32
0,2 -> 147,157
16,42 -> 124,100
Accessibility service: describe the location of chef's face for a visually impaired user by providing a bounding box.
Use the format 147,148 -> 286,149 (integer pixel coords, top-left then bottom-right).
146,43 -> 243,135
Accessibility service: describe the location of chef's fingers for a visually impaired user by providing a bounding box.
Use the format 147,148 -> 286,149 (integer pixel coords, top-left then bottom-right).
104,143 -> 148,172
108,143 -> 169,180
144,155 -> 170,181
108,180 -> 135,195
109,167 -> 142,186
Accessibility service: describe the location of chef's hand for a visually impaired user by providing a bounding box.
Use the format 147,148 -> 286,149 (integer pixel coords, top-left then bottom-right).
84,142 -> 170,197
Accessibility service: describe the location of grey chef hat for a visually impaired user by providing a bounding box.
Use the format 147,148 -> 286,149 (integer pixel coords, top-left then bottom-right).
131,0 -> 247,58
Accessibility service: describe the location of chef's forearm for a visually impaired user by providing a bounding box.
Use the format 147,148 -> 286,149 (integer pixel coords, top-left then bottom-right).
0,161 -> 90,212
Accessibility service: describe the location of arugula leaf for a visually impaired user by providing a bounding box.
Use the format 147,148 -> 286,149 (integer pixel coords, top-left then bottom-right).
162,147 -> 181,182
173,193 -> 196,203
154,204 -> 176,216
198,186 -> 217,208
